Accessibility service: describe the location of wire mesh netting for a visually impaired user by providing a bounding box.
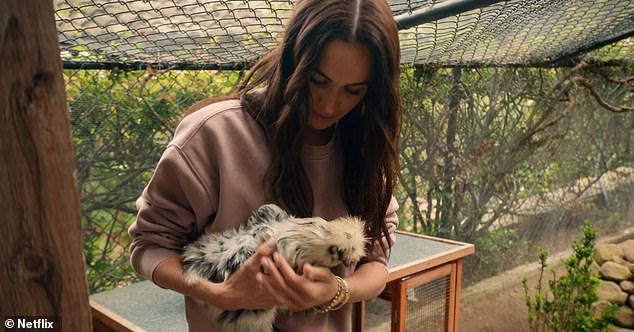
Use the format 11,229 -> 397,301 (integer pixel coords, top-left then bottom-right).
364,274 -> 453,331
405,276 -> 450,332
55,0 -> 292,69
66,68 -> 244,291
398,0 -> 634,66
56,0 -> 634,69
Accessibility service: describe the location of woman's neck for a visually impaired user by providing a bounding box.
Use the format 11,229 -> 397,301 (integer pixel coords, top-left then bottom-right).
302,125 -> 335,146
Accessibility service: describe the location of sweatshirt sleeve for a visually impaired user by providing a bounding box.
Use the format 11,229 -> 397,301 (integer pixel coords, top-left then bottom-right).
360,196 -> 399,267
128,145 -> 215,282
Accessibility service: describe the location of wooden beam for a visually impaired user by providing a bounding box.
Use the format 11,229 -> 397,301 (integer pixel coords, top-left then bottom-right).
0,1 -> 92,330
90,300 -> 144,332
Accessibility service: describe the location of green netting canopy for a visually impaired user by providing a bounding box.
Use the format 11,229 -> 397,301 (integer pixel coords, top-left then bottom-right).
55,0 -> 634,69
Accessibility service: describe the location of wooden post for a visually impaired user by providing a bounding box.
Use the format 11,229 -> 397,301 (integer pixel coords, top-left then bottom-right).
0,1 -> 92,330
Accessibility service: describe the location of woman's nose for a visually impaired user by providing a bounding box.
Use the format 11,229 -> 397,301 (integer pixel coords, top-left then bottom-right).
319,92 -> 338,116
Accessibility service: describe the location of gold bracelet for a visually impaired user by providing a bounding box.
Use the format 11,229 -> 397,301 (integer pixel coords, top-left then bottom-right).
315,277 -> 342,313
315,278 -> 341,313
329,278 -> 350,311
315,276 -> 349,313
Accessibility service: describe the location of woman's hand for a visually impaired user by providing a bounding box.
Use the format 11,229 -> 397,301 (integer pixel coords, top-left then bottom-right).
216,240 -> 287,311
258,252 -> 339,311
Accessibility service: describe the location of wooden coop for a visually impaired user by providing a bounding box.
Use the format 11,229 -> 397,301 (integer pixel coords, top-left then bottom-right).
89,232 -> 473,332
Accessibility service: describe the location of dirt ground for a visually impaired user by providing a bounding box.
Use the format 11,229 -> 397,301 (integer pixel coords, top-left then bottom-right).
458,258 -> 563,332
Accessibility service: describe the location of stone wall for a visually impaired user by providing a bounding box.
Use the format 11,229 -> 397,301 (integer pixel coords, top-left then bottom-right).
593,239 -> 634,330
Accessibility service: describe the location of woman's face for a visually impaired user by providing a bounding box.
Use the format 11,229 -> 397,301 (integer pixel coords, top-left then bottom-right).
307,39 -> 373,130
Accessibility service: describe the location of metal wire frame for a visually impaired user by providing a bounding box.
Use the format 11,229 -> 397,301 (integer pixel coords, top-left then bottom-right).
55,0 -> 634,70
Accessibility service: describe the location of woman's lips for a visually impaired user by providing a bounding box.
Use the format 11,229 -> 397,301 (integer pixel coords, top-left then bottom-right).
313,111 -> 335,120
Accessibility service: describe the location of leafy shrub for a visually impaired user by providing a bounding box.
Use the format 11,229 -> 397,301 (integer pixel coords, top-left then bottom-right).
522,221 -> 616,332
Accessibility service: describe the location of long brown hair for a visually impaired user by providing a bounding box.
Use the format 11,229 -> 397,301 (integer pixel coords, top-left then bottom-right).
189,0 -> 401,252
238,0 -> 402,249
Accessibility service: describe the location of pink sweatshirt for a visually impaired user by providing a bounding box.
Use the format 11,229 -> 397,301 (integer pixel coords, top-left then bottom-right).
128,99 -> 398,331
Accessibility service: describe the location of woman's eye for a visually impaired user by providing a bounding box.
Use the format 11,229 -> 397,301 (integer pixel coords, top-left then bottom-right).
346,88 -> 363,96
310,78 -> 328,85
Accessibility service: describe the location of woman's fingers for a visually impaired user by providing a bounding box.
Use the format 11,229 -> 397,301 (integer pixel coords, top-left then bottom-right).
255,239 -> 278,261
270,254 -> 340,310
261,256 -> 288,289
243,239 -> 277,272
302,264 -> 332,282
273,252 -> 301,283
259,254 -> 307,309
220,239 -> 288,310
256,269 -> 288,307
272,253 -> 308,303
251,244 -> 338,311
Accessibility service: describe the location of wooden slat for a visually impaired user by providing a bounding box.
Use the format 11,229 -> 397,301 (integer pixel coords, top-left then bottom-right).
353,301 -> 365,332
90,300 -> 145,332
402,264 -> 452,289
391,282 -> 407,332
447,263 -> 457,332
395,230 -> 473,246
453,258 -> 464,332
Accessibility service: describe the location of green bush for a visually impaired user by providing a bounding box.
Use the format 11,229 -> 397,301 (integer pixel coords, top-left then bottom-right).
521,221 -> 616,332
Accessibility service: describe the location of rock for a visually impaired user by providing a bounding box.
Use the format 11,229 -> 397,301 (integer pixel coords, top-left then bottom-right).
598,280 -> 628,304
601,261 -> 633,282
612,256 -> 634,273
623,281 -> 634,294
592,300 -> 612,317
621,240 -> 634,263
609,324 -> 634,332
595,243 -> 624,265
616,305 -> 634,328
591,261 -> 601,275
616,256 -> 629,264
630,295 -> 634,309
614,257 -> 634,274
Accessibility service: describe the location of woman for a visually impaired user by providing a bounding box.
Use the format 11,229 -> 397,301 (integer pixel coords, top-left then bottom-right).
128,0 -> 402,330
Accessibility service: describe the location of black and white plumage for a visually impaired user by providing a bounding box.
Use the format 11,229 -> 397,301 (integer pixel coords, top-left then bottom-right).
181,204 -> 368,332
